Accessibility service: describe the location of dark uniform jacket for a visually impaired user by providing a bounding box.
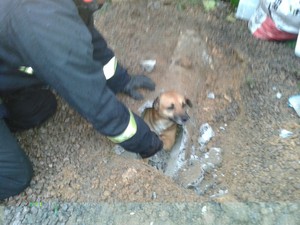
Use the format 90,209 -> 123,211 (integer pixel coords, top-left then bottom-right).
0,0 -> 131,138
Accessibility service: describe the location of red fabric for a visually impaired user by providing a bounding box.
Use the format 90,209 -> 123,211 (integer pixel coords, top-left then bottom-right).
253,17 -> 297,41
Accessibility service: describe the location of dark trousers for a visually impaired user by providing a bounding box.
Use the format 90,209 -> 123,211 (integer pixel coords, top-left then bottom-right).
0,70 -> 37,200
0,119 -> 33,200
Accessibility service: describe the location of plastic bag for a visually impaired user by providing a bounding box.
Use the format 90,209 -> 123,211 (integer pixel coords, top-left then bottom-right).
248,0 -> 300,56
248,0 -> 300,41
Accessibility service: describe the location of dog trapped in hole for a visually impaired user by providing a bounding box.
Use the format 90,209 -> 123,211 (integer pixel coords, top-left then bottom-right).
143,90 -> 192,152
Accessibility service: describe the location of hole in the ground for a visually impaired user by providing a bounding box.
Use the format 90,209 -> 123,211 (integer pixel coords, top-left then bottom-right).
138,101 -> 188,176
138,100 -> 225,198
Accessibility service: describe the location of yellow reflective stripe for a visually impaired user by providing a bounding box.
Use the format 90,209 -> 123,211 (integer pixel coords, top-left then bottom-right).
103,57 -> 117,80
19,66 -> 34,75
107,110 -> 137,143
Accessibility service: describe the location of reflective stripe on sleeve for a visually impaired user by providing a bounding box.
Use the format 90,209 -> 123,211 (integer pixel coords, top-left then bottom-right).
19,66 -> 34,75
103,56 -> 117,80
107,110 -> 137,144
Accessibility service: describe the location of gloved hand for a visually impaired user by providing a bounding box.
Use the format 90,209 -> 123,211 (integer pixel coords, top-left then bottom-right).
119,113 -> 163,158
138,133 -> 163,158
123,75 -> 156,100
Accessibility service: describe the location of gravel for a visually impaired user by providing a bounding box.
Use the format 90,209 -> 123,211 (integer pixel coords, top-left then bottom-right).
1,202 -> 300,225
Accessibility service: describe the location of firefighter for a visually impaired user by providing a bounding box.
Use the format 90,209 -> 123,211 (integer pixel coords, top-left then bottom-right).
0,0 -> 163,200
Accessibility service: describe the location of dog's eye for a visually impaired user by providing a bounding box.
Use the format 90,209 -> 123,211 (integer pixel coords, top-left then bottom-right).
167,104 -> 175,110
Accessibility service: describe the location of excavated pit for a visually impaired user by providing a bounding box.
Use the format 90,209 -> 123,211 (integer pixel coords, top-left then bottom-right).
116,29 -> 243,197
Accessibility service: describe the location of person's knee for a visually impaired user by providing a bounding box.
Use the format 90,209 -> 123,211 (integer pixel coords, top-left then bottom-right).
4,88 -> 57,132
16,158 -> 33,192
0,155 -> 33,200
0,119 -> 34,200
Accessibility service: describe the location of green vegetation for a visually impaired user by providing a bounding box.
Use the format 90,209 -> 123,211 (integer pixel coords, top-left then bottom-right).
230,0 -> 239,8
285,40 -> 297,49
245,75 -> 255,89
175,0 -> 240,11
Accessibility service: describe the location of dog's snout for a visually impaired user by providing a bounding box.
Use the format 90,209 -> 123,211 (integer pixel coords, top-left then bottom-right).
181,114 -> 190,122
171,113 -> 190,125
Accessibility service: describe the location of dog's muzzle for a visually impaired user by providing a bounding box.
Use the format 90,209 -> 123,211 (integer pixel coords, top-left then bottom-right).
171,113 -> 190,125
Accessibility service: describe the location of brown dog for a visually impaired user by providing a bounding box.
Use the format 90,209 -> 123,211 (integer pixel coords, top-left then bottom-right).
143,90 -> 192,151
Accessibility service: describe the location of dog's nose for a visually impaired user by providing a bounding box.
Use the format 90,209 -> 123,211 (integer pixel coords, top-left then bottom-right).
181,114 -> 190,122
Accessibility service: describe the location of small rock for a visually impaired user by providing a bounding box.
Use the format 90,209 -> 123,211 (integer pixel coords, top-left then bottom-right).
198,123 -> 215,148
151,192 -> 157,200
176,56 -> 192,69
103,191 -> 110,197
62,204 -> 68,211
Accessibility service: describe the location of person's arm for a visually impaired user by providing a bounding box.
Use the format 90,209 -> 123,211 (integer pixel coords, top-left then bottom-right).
86,17 -> 155,100
7,0 -> 162,157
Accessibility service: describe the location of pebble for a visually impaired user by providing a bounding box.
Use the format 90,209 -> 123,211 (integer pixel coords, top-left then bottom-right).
151,192 -> 157,200
103,191 -> 110,197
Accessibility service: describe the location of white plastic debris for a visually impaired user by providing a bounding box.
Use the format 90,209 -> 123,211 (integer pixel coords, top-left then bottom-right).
296,32 -> 300,57
198,123 -> 215,148
248,0 -> 300,57
276,92 -> 282,99
288,94 -> 300,117
151,192 -> 157,200
280,129 -> 293,138
235,0 -> 259,20
220,126 -> 225,131
140,59 -> 156,72
207,92 -> 215,99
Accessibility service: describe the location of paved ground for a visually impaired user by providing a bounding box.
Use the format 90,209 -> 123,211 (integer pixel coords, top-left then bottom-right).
1,201 -> 300,225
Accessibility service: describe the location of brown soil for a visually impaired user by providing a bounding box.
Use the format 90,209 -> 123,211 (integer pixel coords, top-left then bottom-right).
4,1 -> 300,206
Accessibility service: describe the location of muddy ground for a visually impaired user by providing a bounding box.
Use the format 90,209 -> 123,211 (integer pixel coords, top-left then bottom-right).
2,0 -> 300,208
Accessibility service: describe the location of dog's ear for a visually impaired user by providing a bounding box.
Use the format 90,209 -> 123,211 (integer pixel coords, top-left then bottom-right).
153,96 -> 160,110
185,98 -> 193,108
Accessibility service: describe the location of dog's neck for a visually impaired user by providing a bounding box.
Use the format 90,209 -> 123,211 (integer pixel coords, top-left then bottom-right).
150,110 -> 175,135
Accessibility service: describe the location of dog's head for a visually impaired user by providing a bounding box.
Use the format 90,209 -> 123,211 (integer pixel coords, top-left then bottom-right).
153,90 -> 192,125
